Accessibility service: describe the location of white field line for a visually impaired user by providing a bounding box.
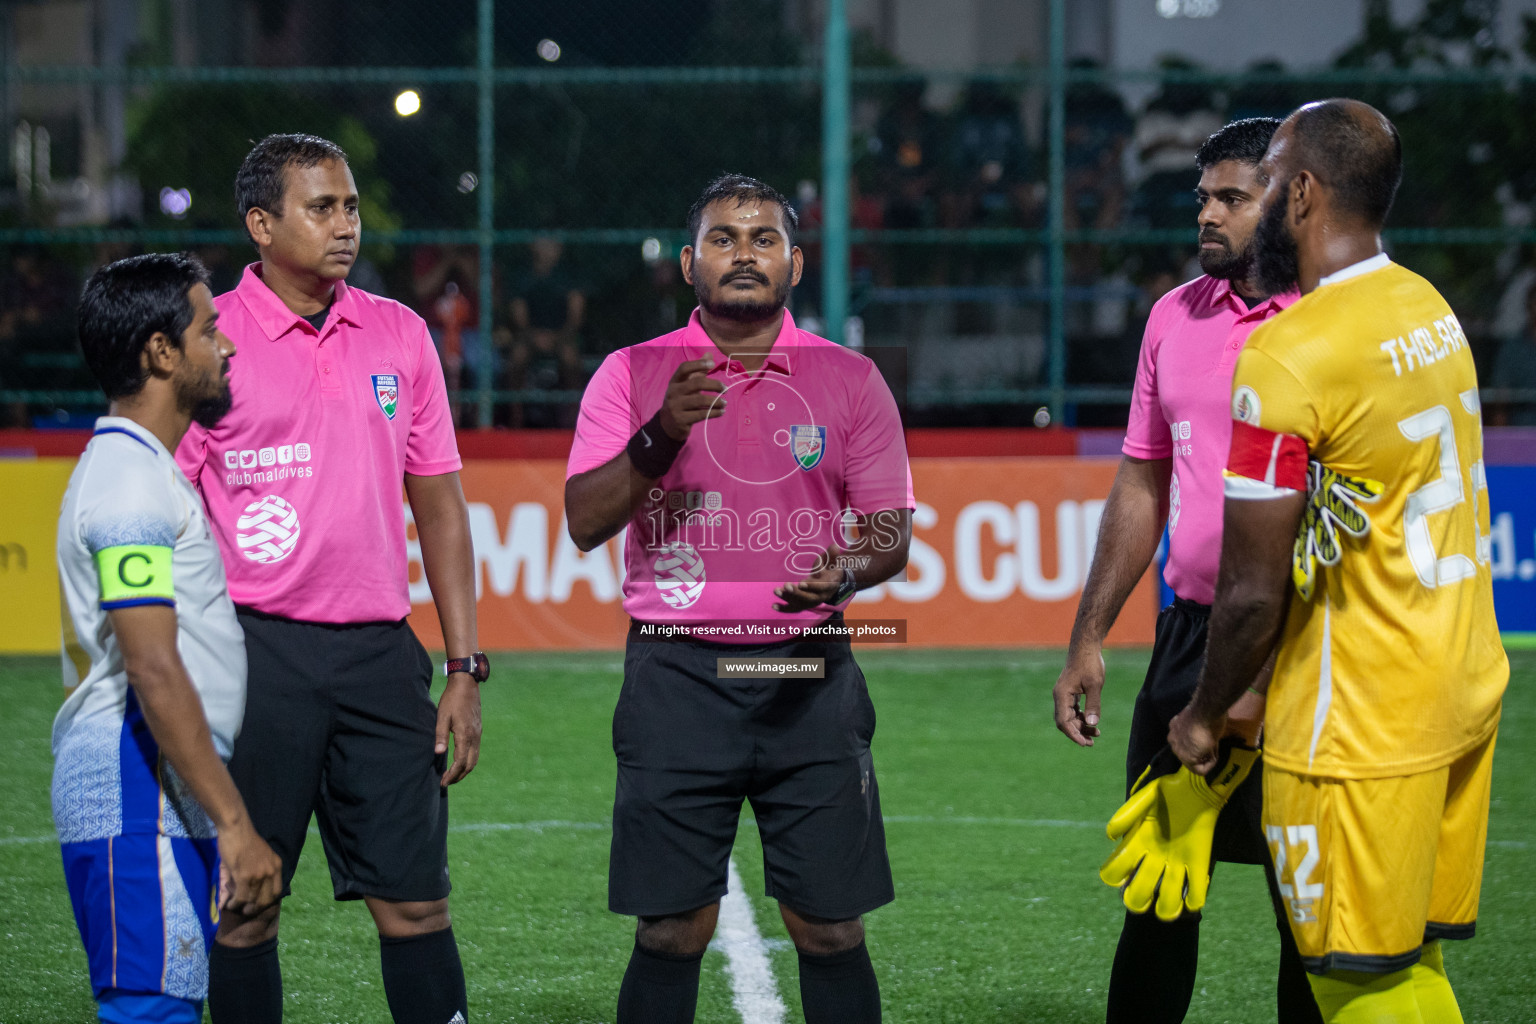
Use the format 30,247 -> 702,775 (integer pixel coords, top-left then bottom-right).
715,857 -> 787,1024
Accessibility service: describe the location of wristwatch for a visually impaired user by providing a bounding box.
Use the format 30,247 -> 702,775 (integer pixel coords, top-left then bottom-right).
827,566 -> 858,606
443,652 -> 491,683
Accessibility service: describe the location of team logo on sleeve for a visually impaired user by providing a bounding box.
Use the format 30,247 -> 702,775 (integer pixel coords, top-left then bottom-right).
1232,386 -> 1262,425
371,374 -> 399,420
235,495 -> 301,563
653,543 -> 706,609
790,425 -> 826,470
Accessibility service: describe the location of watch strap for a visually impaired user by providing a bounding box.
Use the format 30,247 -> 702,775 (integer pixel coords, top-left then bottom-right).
443,652 -> 490,682
829,566 -> 858,606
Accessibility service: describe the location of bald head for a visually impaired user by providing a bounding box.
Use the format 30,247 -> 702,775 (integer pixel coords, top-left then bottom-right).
1277,99 -> 1402,227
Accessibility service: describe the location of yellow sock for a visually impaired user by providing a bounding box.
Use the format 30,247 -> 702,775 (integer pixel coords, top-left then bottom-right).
1409,942 -> 1465,1024
1307,967 -> 1424,1024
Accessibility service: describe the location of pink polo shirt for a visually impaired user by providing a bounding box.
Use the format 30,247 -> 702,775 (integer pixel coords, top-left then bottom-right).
568,309 -> 914,638
176,264 -> 461,623
1123,275 -> 1297,605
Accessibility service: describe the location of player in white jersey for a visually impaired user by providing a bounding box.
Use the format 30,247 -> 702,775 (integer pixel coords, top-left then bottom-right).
55,253 -> 281,1024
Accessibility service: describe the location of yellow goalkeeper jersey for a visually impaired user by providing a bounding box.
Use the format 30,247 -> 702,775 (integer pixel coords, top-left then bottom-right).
1230,255 -> 1508,779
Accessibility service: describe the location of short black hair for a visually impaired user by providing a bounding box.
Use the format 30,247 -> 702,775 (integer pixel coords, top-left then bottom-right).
78,252 -> 210,400
686,174 -> 798,247
1196,117 -> 1283,171
1288,100 -> 1403,226
235,133 -> 349,244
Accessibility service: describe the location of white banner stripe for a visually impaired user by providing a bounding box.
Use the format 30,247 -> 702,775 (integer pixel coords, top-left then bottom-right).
716,857 -> 787,1024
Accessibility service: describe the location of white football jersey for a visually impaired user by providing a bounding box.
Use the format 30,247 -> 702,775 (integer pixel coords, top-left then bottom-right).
53,416 -> 246,842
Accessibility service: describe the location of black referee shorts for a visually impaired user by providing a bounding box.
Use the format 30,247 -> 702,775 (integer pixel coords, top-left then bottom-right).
609,622 -> 894,921
1126,597 -> 1267,865
231,609 -> 451,903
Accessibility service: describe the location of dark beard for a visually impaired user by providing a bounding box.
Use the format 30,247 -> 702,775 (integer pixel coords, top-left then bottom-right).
179,362 -> 233,428
695,271 -> 791,323
1252,186 -> 1300,297
190,388 -> 233,428
1197,236 -> 1253,281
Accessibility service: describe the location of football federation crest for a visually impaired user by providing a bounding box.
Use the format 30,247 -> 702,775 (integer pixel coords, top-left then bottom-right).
372,374 -> 399,419
1232,385 -> 1261,425
790,424 -> 826,471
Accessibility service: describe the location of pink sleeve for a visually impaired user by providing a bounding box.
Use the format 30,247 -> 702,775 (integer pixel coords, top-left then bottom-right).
175,421 -> 210,492
404,316 -> 463,476
843,359 -> 915,513
1122,301 -> 1172,460
566,350 -> 637,479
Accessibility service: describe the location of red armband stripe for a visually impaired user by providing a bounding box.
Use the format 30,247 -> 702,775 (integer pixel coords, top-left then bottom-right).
1227,420 -> 1308,491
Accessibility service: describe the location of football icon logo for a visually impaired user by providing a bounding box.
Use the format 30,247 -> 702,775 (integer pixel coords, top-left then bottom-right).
235,495 -> 301,563
653,543 -> 706,609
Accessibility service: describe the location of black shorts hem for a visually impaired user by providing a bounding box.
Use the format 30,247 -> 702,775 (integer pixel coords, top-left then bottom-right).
767,886 -> 895,922
333,880 -> 453,903
609,886 -> 730,919
1424,920 -> 1476,942
1301,947 -> 1424,976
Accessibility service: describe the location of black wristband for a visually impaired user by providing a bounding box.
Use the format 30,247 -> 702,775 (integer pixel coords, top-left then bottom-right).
627,411 -> 687,478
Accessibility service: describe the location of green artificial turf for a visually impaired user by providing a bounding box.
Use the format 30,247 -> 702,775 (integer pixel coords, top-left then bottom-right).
1,648 -> 1531,1022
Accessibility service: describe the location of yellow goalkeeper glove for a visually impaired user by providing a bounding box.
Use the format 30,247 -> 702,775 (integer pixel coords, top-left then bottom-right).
1099,740 -> 1260,922
1292,461 -> 1384,602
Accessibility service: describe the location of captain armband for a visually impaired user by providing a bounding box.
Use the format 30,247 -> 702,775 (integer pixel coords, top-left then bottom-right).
95,544 -> 175,609
1223,420 -> 1309,500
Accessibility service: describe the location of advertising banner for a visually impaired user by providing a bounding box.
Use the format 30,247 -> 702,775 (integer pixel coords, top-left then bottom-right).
404,457 -> 1158,650
1488,466 -> 1536,635
12,452 -> 1528,652
0,460 -> 75,654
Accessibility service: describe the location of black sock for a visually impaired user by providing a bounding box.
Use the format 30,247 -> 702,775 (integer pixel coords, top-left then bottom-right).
1106,910 -> 1201,1024
208,937 -> 282,1024
798,941 -> 881,1024
1266,860 -> 1325,1024
616,941 -> 703,1024
379,927 -> 467,1024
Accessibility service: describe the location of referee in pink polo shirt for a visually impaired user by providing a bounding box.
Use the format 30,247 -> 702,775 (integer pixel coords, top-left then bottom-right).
566,175 -> 913,1024
1052,119 -> 1323,1024
175,135 -> 481,1024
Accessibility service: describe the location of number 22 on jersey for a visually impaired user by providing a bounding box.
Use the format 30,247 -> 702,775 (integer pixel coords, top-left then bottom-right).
1397,388 -> 1491,590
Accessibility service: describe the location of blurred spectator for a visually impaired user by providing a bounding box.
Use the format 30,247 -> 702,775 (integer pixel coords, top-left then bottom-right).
874,79 -> 943,231
798,171 -> 888,309
414,245 -> 485,421
642,256 -> 690,338
436,275 -> 474,423
1489,279 -> 1536,426
1064,58 -> 1134,231
507,237 -> 585,428
1226,60 -> 1301,123
90,219 -> 142,275
0,248 -> 79,426
942,81 -> 1037,229
192,244 -> 243,295
345,256 -> 389,297
1493,250 -> 1536,346
1129,60 -> 1223,230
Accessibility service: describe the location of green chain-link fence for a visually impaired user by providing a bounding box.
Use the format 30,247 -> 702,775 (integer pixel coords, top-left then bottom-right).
4,0 -> 1536,429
